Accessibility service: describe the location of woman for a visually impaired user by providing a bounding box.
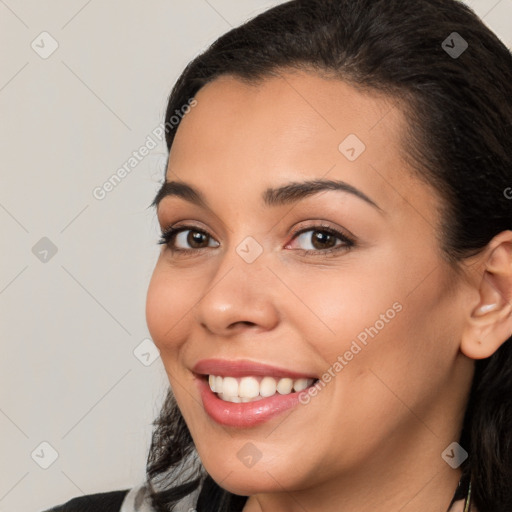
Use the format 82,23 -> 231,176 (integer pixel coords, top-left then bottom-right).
45,0 -> 512,510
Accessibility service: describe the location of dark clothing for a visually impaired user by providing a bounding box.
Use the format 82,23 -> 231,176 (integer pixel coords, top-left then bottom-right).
42,489 -> 130,512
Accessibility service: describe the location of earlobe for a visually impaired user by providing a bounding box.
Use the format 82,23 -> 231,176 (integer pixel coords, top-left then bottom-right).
460,232 -> 512,360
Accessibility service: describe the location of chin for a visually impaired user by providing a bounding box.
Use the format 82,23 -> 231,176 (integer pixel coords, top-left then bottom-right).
208,469 -> 284,496
200,452 -> 310,496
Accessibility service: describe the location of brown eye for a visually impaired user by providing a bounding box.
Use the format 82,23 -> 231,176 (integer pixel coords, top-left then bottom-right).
309,231 -> 338,250
158,226 -> 220,252
291,228 -> 351,252
184,230 -> 210,248
173,229 -> 218,250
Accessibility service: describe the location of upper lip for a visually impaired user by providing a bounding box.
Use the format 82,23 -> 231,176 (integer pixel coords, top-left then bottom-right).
192,358 -> 317,380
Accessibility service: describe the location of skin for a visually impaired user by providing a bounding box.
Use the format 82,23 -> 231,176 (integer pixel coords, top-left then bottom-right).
146,70 -> 512,512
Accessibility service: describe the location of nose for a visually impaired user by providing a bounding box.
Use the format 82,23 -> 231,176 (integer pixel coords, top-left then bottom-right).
193,249 -> 280,337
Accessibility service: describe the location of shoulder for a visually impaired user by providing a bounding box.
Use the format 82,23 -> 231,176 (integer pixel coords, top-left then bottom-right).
42,489 -> 130,512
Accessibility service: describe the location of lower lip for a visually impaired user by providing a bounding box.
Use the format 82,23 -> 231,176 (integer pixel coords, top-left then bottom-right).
197,377 -> 307,428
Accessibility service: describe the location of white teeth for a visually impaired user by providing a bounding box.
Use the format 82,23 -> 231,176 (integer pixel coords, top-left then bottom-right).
260,376 -> 277,397
292,378 -> 309,392
239,376 -> 260,399
219,393 -> 241,403
241,396 -> 265,402
208,374 -> 314,402
223,377 -> 239,397
215,376 -> 223,393
276,377 -> 293,394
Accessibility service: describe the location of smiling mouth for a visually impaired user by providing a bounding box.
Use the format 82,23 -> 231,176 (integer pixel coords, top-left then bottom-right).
207,374 -> 318,403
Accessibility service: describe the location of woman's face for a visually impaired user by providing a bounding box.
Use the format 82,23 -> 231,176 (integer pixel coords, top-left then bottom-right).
146,71 -> 474,497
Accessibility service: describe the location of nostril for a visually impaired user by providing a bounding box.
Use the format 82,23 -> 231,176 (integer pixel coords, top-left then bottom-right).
230,321 -> 257,328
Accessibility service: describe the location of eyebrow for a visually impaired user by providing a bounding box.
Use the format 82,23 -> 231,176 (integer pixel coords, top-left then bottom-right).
151,178 -> 382,212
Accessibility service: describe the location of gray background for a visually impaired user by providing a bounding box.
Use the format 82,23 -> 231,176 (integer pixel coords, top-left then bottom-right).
0,1 -> 510,511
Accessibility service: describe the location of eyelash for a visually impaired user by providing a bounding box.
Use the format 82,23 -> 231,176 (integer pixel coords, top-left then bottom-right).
157,224 -> 355,257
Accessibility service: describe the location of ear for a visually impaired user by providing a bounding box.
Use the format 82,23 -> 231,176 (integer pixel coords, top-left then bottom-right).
461,230 -> 512,360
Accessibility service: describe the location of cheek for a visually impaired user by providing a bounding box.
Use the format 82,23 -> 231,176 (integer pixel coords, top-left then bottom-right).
145,264 -> 192,354
332,267 -> 460,426
287,261 -> 405,362
293,258 -> 456,413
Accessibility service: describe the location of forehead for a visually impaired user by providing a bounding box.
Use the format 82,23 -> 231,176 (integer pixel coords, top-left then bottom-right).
171,71 -> 404,164
165,71 -> 439,220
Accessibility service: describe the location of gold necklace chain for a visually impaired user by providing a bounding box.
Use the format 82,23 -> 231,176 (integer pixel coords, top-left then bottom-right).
463,481 -> 472,512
